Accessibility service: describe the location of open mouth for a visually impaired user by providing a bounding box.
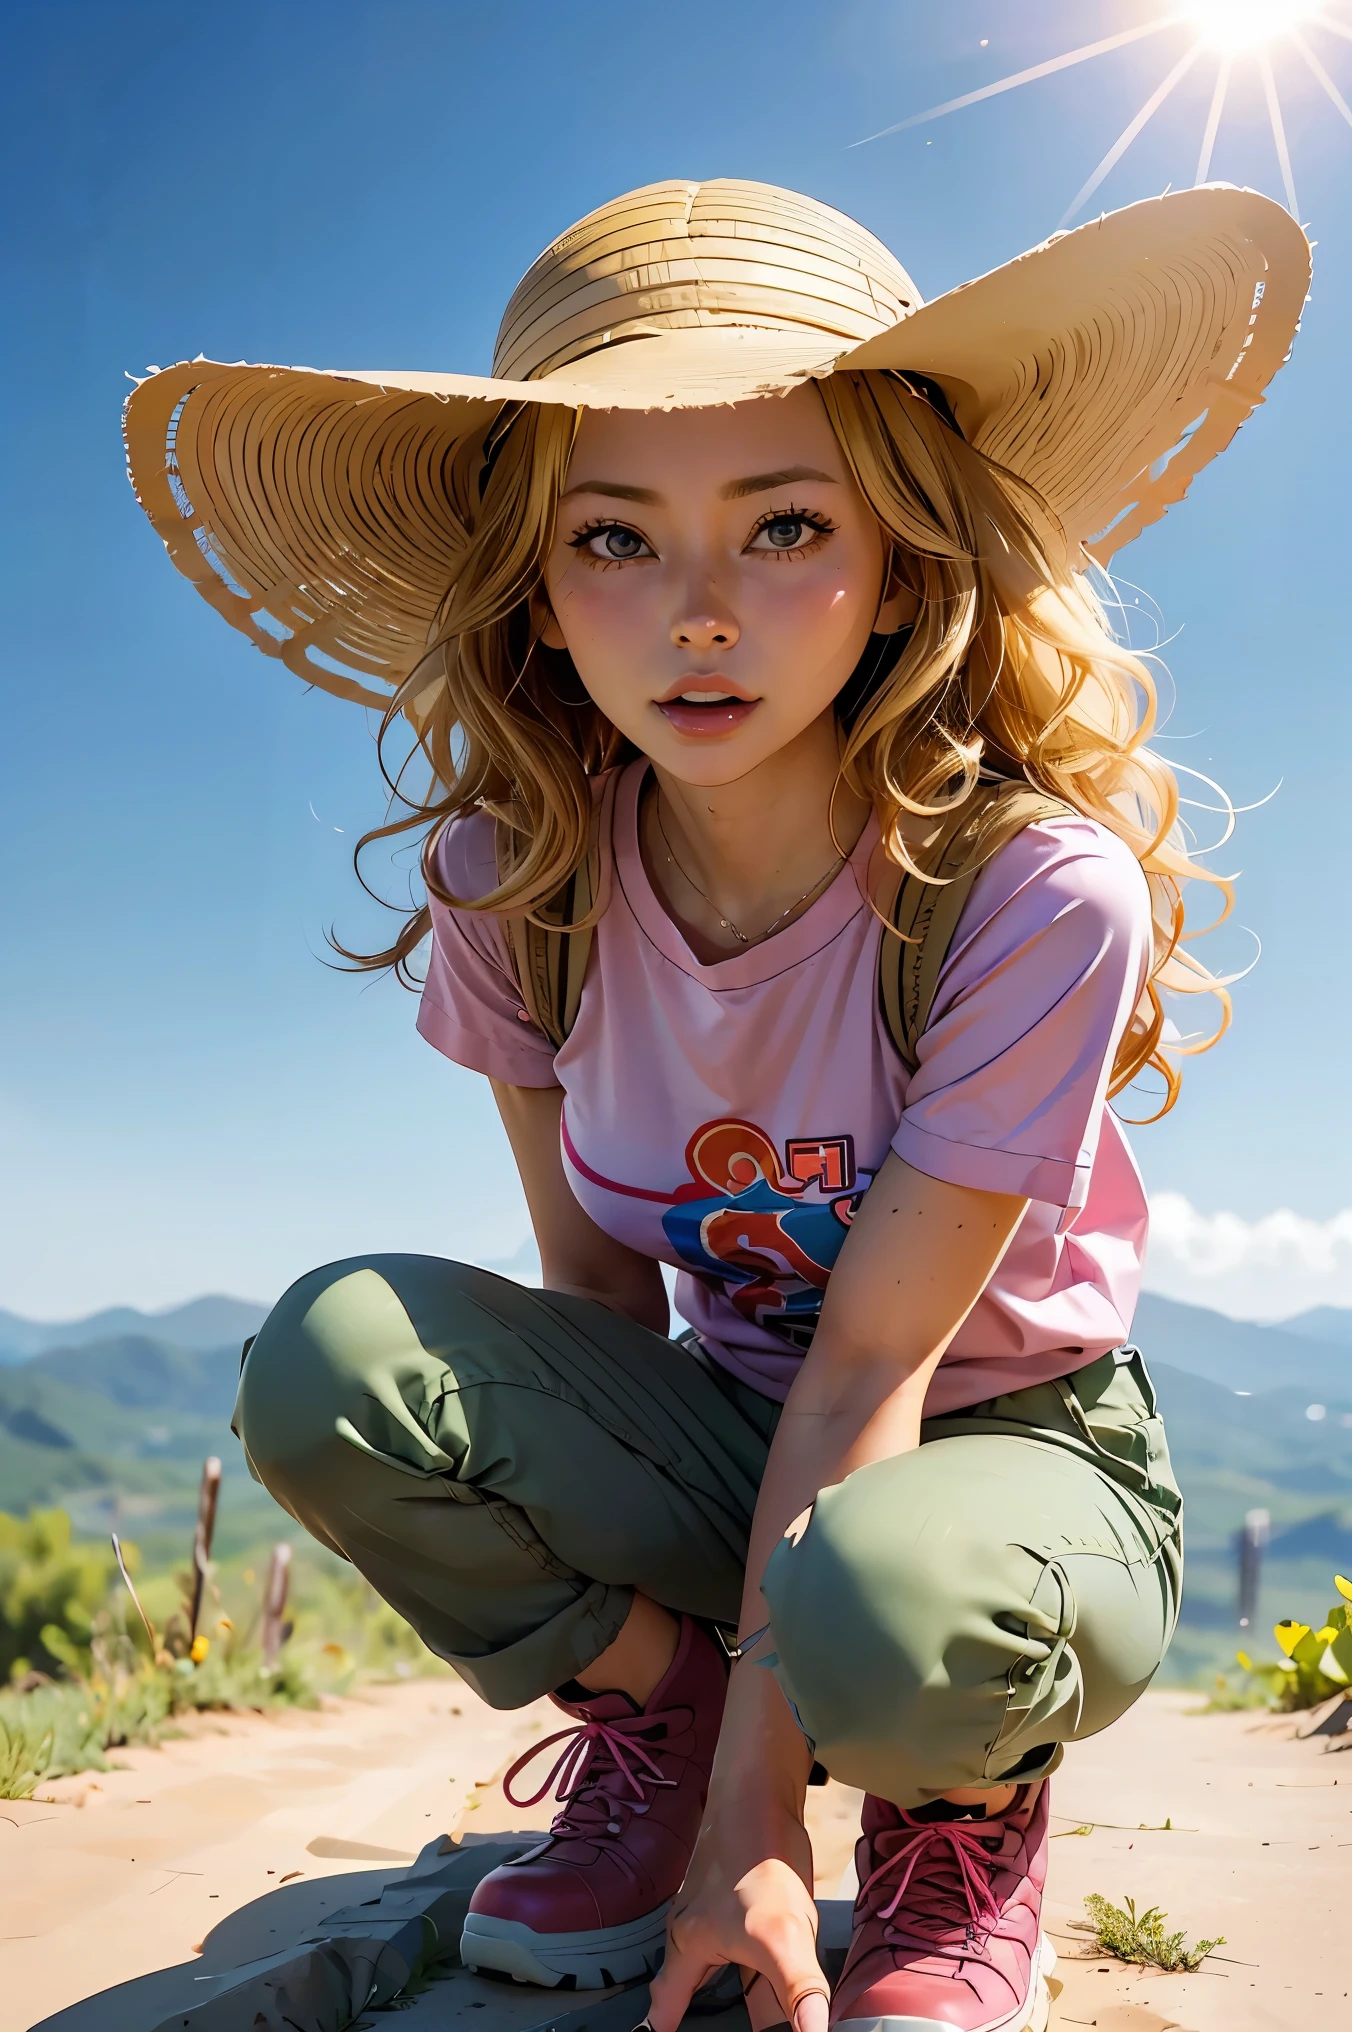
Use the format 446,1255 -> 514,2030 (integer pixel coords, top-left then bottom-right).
656,685 -> 760,737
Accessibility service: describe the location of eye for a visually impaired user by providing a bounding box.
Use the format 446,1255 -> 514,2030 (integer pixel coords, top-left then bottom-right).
569,521 -> 654,563
746,509 -> 835,555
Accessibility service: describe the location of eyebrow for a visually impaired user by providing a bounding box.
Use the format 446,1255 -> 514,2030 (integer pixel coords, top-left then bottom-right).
718,466 -> 838,500
559,480 -> 659,504
559,465 -> 839,507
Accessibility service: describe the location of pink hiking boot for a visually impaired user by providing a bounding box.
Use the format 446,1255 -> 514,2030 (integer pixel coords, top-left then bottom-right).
460,1614 -> 726,1988
830,1783 -> 1055,2032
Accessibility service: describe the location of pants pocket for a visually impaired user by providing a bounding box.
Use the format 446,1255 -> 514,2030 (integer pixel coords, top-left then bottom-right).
1054,1352 -> 1182,1546
982,1553 -> 1080,1781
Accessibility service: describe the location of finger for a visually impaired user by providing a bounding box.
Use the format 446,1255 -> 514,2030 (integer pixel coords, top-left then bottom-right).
742,1967 -> 792,2032
742,1923 -> 829,2032
791,1989 -> 830,2032
646,1935 -> 719,2032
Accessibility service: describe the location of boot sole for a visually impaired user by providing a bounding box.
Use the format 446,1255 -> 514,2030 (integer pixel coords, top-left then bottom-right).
832,1933 -> 1057,2032
460,1901 -> 672,1989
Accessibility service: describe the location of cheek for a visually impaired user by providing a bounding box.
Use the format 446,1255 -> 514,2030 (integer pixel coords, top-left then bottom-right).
745,555 -> 876,654
546,563 -> 652,654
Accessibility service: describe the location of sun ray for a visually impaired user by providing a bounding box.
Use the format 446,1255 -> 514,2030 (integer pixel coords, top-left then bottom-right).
1195,55 -> 1231,179
1308,12 -> 1352,55
1291,26 -> 1352,121
1059,42 -> 1205,228
850,15 -> 1185,148
1258,46 -> 1301,212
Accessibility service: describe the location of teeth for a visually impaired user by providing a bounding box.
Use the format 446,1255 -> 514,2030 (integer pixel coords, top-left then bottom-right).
678,691 -> 736,704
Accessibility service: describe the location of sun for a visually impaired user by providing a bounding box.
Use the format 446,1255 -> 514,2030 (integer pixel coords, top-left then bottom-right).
857,4 -> 1352,226
1188,0 -> 1318,51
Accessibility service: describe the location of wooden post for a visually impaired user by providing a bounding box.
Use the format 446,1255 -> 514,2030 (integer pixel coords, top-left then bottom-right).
1237,1506 -> 1269,1630
262,1542 -> 293,1669
189,1456 -> 223,1642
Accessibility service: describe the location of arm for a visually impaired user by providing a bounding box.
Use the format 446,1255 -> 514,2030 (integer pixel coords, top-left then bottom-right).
491,1080 -> 670,1335
650,828 -> 1141,2030
649,1153 -> 1027,2032
738,1150 -> 1028,1648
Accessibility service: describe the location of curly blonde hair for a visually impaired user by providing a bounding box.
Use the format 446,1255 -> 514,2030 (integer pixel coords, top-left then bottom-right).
345,370 -> 1231,1117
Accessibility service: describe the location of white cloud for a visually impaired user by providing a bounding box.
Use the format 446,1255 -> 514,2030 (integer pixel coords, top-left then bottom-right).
1144,1193 -> 1352,1323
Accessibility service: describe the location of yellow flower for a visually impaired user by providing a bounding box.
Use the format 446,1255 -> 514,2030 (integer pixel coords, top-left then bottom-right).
189,1635 -> 210,1664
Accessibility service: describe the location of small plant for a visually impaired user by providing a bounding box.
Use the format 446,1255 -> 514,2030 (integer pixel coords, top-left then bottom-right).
0,1604 -> 327,1798
0,1710 -> 55,1800
1073,1892 -> 1225,1973
0,1508 -> 125,1682
1227,1573 -> 1352,1713
1201,1670 -> 1270,1713
0,1481 -> 446,1795
0,1499 -> 332,1796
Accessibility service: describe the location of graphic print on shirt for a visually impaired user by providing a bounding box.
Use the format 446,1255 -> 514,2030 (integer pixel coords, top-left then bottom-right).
661,1119 -> 870,1349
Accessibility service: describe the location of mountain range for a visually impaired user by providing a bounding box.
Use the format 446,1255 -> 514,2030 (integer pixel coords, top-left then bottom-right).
1131,1292 -> 1352,1400
0,1296 -> 268,1364
0,1288 -> 1346,1678
3,1288 -> 1346,1377
1279,1304 -> 1352,1348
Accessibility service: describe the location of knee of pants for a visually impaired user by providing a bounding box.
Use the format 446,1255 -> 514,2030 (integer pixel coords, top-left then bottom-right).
762,1451 -> 1055,1783
233,1253 -> 481,1502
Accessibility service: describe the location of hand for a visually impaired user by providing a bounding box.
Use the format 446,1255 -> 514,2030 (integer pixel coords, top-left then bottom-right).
646,1796 -> 828,2032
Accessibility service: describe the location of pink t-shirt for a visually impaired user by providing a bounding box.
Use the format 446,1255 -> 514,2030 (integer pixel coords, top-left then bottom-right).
417,761 -> 1152,1416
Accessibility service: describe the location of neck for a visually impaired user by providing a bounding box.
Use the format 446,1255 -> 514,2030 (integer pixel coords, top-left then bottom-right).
643,712 -> 870,960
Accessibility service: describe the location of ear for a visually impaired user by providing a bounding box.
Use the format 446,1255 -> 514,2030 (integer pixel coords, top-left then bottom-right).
875,549 -> 921,636
530,586 -> 568,651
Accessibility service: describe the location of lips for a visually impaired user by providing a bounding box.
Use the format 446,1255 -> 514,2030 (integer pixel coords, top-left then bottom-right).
656,680 -> 760,738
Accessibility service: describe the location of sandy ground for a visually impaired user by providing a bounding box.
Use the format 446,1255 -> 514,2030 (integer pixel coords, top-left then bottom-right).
1036,1692 -> 1350,2032
1,1677 -> 557,2032
2,1683 -> 1347,2032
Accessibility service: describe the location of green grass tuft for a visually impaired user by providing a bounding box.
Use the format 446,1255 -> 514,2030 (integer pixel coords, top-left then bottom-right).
1074,1892 -> 1224,1973
0,1504 -> 453,1797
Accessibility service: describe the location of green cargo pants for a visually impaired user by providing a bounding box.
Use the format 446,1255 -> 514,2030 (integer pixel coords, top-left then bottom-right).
234,1254 -> 1182,1808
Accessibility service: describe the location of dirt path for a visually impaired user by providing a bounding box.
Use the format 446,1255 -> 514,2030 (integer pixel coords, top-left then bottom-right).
0,1678 -> 555,2032
1039,1691 -> 1350,2032
2,1687 -> 1347,2032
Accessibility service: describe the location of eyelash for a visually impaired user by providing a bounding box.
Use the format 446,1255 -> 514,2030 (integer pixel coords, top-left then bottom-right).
565,505 -> 839,568
747,505 -> 837,559
566,518 -> 647,570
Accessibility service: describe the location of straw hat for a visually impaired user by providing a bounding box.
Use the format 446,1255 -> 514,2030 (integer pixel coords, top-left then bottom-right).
124,177 -> 1309,712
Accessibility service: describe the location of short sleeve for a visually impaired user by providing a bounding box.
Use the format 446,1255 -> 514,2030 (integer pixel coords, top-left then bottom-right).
892,818 -> 1151,1213
415,812 -> 561,1088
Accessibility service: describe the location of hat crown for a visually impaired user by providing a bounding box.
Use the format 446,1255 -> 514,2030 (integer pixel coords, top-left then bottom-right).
492,178 -> 922,382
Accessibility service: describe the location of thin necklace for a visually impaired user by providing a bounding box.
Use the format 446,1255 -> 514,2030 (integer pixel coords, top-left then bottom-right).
654,792 -> 846,949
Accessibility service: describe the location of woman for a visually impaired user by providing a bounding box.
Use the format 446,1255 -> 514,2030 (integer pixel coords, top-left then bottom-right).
125,179 -> 1308,2032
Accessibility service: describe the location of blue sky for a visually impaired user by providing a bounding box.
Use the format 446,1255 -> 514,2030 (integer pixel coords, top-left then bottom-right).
2,0 -> 1349,1322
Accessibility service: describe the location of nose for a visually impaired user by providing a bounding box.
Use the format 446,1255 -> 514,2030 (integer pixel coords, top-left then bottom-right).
671,608 -> 740,652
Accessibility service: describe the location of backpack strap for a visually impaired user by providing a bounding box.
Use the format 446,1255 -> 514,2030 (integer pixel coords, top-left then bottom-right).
495,772 -> 616,1050
876,781 -> 1070,1071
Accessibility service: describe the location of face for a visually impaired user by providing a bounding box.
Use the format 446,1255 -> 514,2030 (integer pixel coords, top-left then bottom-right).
539,385 -> 908,787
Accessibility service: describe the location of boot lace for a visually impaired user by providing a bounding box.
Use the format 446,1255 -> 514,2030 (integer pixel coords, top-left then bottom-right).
501,1706 -> 684,1847
857,1816 -> 1005,1950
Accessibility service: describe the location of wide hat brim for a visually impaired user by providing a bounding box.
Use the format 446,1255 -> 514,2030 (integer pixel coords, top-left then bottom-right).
124,185 -> 1309,712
